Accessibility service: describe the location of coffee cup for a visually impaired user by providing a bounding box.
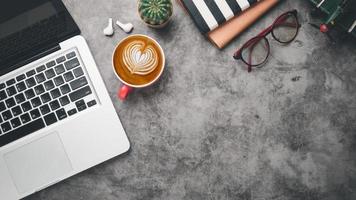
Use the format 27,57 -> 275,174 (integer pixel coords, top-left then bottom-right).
112,34 -> 165,100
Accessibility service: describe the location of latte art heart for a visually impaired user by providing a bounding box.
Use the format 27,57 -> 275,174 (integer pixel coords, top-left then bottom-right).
123,41 -> 159,75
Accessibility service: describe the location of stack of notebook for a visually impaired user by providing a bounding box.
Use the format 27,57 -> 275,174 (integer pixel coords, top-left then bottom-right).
179,0 -> 280,48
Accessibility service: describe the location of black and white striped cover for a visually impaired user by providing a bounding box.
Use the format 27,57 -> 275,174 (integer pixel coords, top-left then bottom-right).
182,0 -> 260,34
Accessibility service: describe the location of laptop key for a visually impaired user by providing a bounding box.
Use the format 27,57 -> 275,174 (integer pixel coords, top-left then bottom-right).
6,79 -> 15,86
0,83 -> 5,89
60,84 -> 71,95
31,97 -> 41,108
1,122 -> 11,133
44,113 -> 57,126
25,77 -> 36,88
46,61 -> 56,68
66,51 -> 76,59
73,67 -> 84,78
0,90 -> 7,100
76,99 -> 87,111
0,119 -> 45,147
54,76 -> 64,86
16,74 -> 26,82
56,56 -> 66,64
24,89 -> 35,99
55,64 -> 65,75
59,96 -> 70,106
64,58 -> 79,70
2,110 -> 12,121
15,93 -> 25,104
50,88 -> 61,99
63,71 -> 74,82
5,97 -> 16,108
49,100 -> 60,111
87,100 -> 97,107
40,93 -> 51,104
45,69 -> 56,79
12,106 -> 22,116
44,80 -> 55,91
70,76 -> 87,90
35,73 -> 46,83
6,86 -> 17,96
20,113 -> 31,124
36,65 -> 46,73
10,118 -> 21,128
69,86 -> 92,102
56,108 -> 67,120
26,69 -> 36,77
30,109 -> 41,119
21,102 -> 32,112
0,102 -> 6,112
67,108 -> 77,116
16,82 -> 27,92
34,85 -> 45,95
40,104 -> 50,115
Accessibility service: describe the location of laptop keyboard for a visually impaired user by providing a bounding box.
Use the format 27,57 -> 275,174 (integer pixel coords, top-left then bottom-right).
0,50 -> 97,147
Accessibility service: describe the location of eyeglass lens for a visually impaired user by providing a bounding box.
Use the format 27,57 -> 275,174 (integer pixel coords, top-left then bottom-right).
272,13 -> 299,43
241,37 -> 269,66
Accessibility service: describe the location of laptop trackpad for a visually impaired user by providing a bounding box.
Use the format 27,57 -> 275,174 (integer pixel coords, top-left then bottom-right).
3,132 -> 73,194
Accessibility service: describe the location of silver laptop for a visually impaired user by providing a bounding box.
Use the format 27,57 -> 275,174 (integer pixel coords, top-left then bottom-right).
0,1 -> 130,199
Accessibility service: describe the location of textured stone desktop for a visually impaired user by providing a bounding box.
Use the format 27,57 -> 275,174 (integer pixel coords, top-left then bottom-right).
26,0 -> 356,199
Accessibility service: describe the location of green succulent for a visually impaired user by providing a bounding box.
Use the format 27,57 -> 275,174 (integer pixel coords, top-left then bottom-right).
138,0 -> 173,27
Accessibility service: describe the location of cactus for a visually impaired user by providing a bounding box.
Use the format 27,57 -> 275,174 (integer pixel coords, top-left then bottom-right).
138,0 -> 173,27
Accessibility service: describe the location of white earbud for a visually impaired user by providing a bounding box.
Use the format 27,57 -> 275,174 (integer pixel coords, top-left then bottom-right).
103,18 -> 114,36
116,20 -> 134,33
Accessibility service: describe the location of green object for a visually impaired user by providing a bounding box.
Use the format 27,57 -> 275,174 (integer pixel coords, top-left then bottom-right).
308,0 -> 356,37
138,0 -> 173,27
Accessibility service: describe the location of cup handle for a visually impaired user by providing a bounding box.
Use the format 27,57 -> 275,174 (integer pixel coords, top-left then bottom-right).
118,85 -> 133,100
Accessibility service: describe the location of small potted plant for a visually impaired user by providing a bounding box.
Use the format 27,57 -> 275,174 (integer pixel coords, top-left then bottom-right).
138,0 -> 173,28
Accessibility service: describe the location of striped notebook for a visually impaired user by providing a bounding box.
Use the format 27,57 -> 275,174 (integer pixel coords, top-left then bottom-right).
181,0 -> 260,34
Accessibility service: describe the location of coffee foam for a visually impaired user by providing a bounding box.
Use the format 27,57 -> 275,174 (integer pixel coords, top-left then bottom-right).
122,41 -> 159,76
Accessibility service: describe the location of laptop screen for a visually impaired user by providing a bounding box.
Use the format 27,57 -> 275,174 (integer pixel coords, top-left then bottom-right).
0,0 -> 79,75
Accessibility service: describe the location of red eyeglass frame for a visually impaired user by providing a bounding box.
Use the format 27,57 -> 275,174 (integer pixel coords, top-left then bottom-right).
233,10 -> 301,72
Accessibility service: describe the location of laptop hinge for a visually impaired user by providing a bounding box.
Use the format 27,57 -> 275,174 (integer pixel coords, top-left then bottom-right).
1,44 -> 61,76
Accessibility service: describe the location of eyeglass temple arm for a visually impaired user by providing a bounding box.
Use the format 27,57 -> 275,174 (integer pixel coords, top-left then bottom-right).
258,12 -> 301,36
257,24 -> 274,37
256,13 -> 294,37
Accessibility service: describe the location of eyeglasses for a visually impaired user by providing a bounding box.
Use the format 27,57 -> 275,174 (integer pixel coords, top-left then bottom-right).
233,10 -> 301,72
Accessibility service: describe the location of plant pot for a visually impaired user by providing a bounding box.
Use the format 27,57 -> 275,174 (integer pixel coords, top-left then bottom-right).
138,0 -> 173,28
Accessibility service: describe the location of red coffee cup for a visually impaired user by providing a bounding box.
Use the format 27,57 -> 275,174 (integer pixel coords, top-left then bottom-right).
112,34 -> 165,100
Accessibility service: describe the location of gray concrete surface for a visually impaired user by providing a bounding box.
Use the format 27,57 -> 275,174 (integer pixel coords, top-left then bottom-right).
26,0 -> 356,199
